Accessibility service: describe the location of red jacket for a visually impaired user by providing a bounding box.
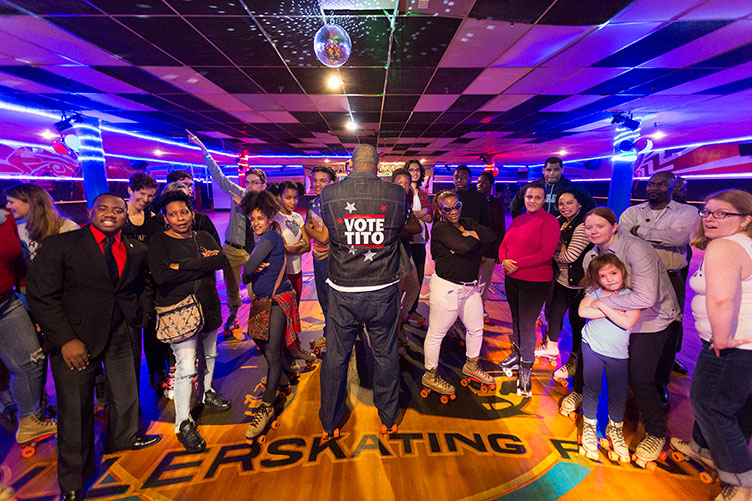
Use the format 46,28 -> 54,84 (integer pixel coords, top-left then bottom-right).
0,210 -> 27,294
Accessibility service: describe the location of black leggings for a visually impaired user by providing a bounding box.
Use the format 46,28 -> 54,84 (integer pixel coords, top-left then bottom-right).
505,276 -> 551,364
409,243 -> 426,313
255,303 -> 286,404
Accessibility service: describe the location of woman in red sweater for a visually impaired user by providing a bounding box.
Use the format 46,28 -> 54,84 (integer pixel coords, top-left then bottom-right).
0,208 -> 57,449
498,182 -> 561,396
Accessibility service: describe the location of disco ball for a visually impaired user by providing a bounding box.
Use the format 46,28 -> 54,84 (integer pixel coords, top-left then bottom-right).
314,24 -> 352,68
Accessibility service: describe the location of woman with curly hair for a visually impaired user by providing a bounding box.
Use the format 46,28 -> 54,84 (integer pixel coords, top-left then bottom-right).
241,190 -> 303,442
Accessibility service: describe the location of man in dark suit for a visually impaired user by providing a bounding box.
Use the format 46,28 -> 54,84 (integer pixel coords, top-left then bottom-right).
27,193 -> 160,501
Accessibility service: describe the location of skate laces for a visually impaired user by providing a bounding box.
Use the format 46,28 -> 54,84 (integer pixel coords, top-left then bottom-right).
583,421 -> 597,443
640,435 -> 662,453
33,414 -> 56,428
719,486 -> 738,500
564,392 -> 582,407
250,404 -> 272,426
431,372 -> 452,390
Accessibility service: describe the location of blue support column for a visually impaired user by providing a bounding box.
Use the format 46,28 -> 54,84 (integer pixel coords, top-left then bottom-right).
607,157 -> 635,219
73,116 -> 108,208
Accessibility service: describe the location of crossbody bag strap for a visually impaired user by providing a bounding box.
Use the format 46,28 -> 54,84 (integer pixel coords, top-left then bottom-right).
270,254 -> 287,299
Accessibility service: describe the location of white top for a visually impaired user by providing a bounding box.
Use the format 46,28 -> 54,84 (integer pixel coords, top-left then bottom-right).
17,218 -> 79,261
618,200 -> 699,271
411,191 -> 427,245
689,232 -> 752,350
274,211 -> 304,274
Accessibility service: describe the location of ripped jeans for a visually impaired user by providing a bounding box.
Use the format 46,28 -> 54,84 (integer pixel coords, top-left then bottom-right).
0,292 -> 44,419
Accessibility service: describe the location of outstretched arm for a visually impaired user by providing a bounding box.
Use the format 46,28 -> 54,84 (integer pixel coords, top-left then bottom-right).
187,130 -> 244,201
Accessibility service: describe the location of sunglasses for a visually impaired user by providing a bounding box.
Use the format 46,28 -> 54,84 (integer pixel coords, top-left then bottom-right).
440,202 -> 463,214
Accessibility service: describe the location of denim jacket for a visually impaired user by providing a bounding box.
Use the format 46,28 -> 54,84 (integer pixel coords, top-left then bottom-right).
320,171 -> 412,287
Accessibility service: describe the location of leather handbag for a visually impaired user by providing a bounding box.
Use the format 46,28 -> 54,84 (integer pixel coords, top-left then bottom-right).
247,255 -> 287,341
155,235 -> 205,344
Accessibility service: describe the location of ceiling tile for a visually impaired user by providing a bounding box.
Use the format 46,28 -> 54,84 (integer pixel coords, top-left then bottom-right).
463,67 -> 532,94
309,95 -> 350,112
657,67 -> 752,94
274,95 -> 318,112
469,0 -> 551,24
197,67 -> 264,94
414,94 -> 459,112
504,67 -> 579,94
493,25 -> 593,67
540,0 -> 634,25
425,68 -> 483,94
479,94 -> 534,112
390,17 -> 460,68
233,94 -> 286,111
386,67 -> 435,94
539,95 -> 605,112
48,17 -> 179,66
611,0 -> 706,22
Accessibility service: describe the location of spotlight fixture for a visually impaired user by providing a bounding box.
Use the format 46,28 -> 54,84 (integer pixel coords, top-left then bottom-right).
346,120 -> 357,131
617,139 -> 635,152
54,113 -> 83,133
611,112 -> 640,131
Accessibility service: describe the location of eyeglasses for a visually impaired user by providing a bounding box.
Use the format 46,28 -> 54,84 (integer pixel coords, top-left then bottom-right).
699,209 -> 747,219
440,202 -> 463,214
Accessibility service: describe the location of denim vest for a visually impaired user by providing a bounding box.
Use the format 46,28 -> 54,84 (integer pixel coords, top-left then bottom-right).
320,171 -> 411,287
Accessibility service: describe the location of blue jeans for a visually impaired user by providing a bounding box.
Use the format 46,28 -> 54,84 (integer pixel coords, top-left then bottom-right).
319,284 -> 400,433
690,341 -> 752,486
581,342 -> 628,422
170,329 -> 218,430
0,293 -> 44,419
313,257 -> 329,322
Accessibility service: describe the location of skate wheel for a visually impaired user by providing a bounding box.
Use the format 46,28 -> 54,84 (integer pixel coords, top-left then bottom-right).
659,450 -> 668,461
480,384 -> 488,394
449,393 -> 456,400
313,348 -> 321,356
258,434 -> 267,445
380,424 -> 388,435
333,428 -> 340,438
489,383 -> 496,390
670,450 -> 684,462
440,395 -> 449,404
600,438 -> 610,449
577,434 -> 582,445
699,472 -> 714,484
21,446 -> 35,458
460,379 -> 468,387
646,461 -> 657,472
607,450 -> 617,462
271,420 -> 280,430
420,389 -> 429,399
568,412 -> 578,421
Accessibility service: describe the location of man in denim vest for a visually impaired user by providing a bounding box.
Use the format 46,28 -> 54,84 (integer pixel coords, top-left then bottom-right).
318,144 -> 411,435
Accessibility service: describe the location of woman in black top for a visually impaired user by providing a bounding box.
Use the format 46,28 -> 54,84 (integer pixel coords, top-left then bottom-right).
240,191 -> 302,443
148,191 -> 230,453
421,190 -> 497,401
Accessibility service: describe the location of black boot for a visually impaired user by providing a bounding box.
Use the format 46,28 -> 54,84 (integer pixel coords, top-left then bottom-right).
177,420 -> 206,452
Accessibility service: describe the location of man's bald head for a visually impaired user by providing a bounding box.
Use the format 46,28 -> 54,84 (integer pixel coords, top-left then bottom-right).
651,170 -> 676,188
351,144 -> 379,172
646,171 -> 677,207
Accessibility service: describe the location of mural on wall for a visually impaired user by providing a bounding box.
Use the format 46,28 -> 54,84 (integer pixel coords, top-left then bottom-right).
0,144 -> 79,177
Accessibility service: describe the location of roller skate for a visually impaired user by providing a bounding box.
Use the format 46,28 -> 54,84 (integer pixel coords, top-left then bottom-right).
715,485 -> 752,500
600,420 -> 630,463
534,339 -> 559,368
94,373 -> 107,415
669,438 -> 718,484
309,336 -> 327,357
578,417 -> 599,461
246,403 -> 278,445
420,368 -> 456,404
322,428 -> 340,440
223,314 -> 244,341
163,367 -> 175,400
17,414 -> 57,457
380,423 -> 398,435
632,434 -> 667,471
461,357 -> 496,394
499,349 -> 520,377
0,482 -> 14,501
553,351 -> 577,388
407,311 -> 426,328
260,372 -> 293,397
559,391 -> 582,421
289,346 -> 316,368
516,363 -> 533,397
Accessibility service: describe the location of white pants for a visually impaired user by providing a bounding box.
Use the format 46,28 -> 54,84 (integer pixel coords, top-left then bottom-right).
424,274 -> 485,370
